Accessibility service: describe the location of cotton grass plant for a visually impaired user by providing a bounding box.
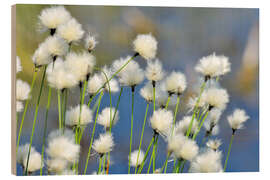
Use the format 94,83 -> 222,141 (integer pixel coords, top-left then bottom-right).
16,5 -> 251,176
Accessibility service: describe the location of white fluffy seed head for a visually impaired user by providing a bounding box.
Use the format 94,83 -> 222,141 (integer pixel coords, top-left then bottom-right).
16,101 -> 23,112
16,79 -> 31,101
175,138 -> 199,161
38,6 -> 71,30
195,53 -> 231,78
87,73 -> 103,95
65,104 -> 93,127
65,52 -> 96,82
140,82 -> 154,103
129,150 -> 145,167
44,36 -> 69,57
155,82 -> 178,108
167,133 -> 186,154
203,87 -> 229,110
16,56 -> 22,73
97,107 -> 119,128
57,18 -> 85,43
100,66 -> 119,93
133,34 -> 157,60
150,109 -> 173,136
47,130 -> 80,163
112,56 -> 144,87
93,133 -> 114,154
46,59 -> 78,90
32,42 -> 52,66
190,149 -> 223,173
175,116 -> 198,136
228,109 -> 249,130
165,71 -> 187,95
46,158 -> 69,174
85,33 -> 98,52
145,59 -> 164,82
17,144 -> 43,172
206,139 -> 222,151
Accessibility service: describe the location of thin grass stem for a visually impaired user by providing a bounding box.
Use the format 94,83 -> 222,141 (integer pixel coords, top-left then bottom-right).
40,87 -> 52,175
224,133 -> 235,171
24,66 -> 47,175
128,88 -> 135,174
134,103 -> 149,174
16,69 -> 38,152
84,91 -> 104,174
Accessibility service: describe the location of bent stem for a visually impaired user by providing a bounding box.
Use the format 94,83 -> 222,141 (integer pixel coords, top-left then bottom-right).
128,87 -> 135,174
16,68 -> 38,152
224,133 -> 235,171
87,53 -> 138,106
84,91 -> 104,174
186,81 -> 206,137
40,87 -> 52,175
134,103 -> 149,174
24,66 -> 47,175
171,95 -> 181,136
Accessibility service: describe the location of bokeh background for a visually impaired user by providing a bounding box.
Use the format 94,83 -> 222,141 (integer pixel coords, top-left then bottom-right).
15,4 -> 259,174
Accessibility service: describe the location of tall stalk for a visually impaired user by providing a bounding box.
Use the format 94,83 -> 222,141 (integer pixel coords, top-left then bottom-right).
97,155 -> 103,174
40,87 -> 52,175
192,110 -> 210,140
57,89 -> 62,130
134,103 -> 149,173
24,66 -> 47,175
137,135 -> 155,174
152,135 -> 159,173
186,81 -> 206,137
84,91 -> 104,174
16,68 -> 38,152
224,133 -> 235,171
163,152 -> 171,173
128,86 -> 135,174
165,95 -> 171,109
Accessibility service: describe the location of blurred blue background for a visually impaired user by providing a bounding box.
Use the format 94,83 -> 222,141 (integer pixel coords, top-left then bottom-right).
16,5 -> 259,174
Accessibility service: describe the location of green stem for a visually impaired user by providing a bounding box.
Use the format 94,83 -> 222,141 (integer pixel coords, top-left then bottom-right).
165,95 -> 171,109
153,82 -> 156,111
137,135 -> 155,174
16,69 -> 38,152
175,160 -> 182,173
128,88 -> 135,174
98,155 -> 103,174
147,149 -> 154,173
84,91 -> 103,174
24,66 -> 47,175
163,152 -> 170,173
57,89 -> 62,130
87,54 -> 138,107
134,103 -> 149,174
63,89 -> 68,130
152,135 -> 159,173
186,81 -> 206,137
224,134 -> 235,171
192,110 -> 209,140
40,87 -> 52,175
171,95 -> 180,136
180,161 -> 185,173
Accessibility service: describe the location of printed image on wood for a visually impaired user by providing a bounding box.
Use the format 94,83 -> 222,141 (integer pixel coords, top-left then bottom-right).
11,4 -> 259,175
